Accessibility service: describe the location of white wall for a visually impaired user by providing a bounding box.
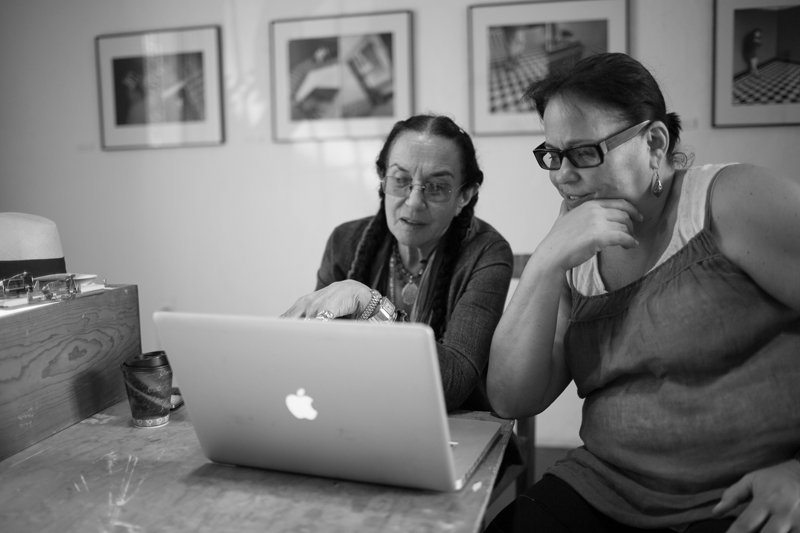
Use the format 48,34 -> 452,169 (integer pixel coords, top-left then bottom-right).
2,0 -> 798,448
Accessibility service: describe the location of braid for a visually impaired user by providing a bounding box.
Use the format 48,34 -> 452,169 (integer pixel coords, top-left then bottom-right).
428,198 -> 477,339
347,198 -> 388,284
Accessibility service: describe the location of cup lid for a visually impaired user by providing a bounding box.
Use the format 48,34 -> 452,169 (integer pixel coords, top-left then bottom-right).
124,350 -> 170,368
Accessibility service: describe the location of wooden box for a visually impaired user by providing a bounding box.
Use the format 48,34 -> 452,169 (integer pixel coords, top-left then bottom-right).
0,285 -> 141,461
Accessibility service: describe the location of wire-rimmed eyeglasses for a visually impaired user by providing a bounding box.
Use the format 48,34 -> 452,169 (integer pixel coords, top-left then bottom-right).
533,120 -> 651,171
381,176 -> 465,203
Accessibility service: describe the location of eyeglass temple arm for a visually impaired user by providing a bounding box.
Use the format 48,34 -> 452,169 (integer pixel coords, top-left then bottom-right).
600,120 -> 651,154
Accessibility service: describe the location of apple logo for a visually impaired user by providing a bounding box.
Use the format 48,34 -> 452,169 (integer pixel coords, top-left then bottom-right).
285,388 -> 318,420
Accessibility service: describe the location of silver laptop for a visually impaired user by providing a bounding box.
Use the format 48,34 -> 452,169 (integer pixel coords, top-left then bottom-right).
152,311 -> 502,491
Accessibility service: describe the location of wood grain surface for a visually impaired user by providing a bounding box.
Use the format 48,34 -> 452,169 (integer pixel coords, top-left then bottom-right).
0,286 -> 141,461
0,401 -> 513,533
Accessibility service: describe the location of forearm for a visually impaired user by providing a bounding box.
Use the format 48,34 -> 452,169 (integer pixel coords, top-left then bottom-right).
436,241 -> 513,411
488,254 -> 570,419
437,349 -> 481,411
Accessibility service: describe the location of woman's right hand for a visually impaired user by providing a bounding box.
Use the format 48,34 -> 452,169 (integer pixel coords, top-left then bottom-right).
280,280 -> 373,320
538,198 -> 642,273
489,197 -> 642,418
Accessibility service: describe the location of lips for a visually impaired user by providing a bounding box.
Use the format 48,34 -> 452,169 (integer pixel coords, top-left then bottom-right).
400,217 -> 425,226
562,192 -> 591,208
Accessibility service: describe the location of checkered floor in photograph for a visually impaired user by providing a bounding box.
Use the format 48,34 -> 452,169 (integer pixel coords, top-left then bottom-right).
488,49 -> 549,113
733,60 -> 800,106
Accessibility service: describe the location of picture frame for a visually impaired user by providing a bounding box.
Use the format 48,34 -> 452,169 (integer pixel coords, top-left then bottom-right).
713,0 -> 800,127
270,11 -> 413,143
468,0 -> 628,136
95,25 -> 225,150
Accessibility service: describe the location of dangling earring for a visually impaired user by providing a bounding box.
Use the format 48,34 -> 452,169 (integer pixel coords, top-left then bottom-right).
651,168 -> 663,198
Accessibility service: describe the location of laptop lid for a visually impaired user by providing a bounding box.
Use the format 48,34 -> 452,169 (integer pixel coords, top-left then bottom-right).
152,311 -> 501,492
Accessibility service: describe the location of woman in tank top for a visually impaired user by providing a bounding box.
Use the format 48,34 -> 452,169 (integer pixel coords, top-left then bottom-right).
486,53 -> 800,533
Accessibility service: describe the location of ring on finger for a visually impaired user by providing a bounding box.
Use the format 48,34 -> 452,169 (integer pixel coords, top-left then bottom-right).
316,310 -> 335,321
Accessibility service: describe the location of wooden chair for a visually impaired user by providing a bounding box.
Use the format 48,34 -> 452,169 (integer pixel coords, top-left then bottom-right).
488,416 -> 536,503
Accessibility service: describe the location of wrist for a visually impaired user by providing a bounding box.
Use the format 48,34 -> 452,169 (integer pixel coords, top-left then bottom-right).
521,253 -> 569,285
528,245 -> 571,275
366,296 -> 397,324
358,289 -> 382,321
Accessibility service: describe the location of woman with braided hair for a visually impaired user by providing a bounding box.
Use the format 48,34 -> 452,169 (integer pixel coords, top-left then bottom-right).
282,114 -> 513,411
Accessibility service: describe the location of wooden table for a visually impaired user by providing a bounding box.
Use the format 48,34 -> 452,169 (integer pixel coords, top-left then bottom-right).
0,400 -> 513,533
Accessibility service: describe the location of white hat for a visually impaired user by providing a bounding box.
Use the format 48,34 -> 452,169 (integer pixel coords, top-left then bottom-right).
0,212 -> 66,279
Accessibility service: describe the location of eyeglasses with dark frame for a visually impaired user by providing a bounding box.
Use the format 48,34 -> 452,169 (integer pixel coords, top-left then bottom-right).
533,120 -> 651,171
381,175 -> 465,203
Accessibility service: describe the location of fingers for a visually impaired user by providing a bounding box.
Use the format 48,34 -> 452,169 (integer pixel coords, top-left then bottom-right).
605,210 -> 635,236
280,281 -> 371,320
723,502 -> 769,533
553,199 -> 640,259
713,461 -> 800,533
564,198 -> 642,233
610,229 -> 639,250
582,200 -> 641,245
279,292 -> 330,320
280,300 -> 308,319
596,201 -> 641,250
591,198 -> 644,222
280,306 -> 314,320
560,198 -> 642,221
713,476 -> 753,517
589,226 -> 638,251
758,515 -> 795,533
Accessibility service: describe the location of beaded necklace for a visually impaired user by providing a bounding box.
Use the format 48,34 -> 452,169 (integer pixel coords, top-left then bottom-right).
390,244 -> 426,306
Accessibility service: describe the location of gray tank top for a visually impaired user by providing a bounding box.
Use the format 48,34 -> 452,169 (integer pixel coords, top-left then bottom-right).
548,164 -> 800,529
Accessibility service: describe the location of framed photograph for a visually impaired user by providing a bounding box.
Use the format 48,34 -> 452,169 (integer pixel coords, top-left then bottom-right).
270,11 -> 413,142
713,0 -> 800,127
468,0 -> 627,136
95,26 -> 224,150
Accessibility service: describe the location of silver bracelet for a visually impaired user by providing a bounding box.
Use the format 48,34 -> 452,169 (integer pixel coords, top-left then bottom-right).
358,289 -> 382,321
367,297 -> 397,324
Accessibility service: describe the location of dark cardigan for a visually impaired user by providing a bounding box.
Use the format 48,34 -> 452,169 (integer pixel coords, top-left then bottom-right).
315,216 -> 513,411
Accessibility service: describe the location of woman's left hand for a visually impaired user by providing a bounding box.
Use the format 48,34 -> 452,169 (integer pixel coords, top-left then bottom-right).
712,459 -> 800,532
280,280 -> 373,320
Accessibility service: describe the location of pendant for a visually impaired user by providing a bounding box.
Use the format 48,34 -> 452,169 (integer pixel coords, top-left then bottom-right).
401,281 -> 418,306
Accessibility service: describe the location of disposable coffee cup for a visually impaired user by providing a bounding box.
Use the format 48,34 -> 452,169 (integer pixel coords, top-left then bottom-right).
121,351 -> 174,428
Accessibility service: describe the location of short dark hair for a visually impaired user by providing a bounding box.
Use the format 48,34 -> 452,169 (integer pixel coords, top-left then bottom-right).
525,53 -> 690,167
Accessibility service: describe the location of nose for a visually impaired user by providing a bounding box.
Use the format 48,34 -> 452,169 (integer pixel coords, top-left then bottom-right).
404,183 -> 428,208
551,158 -> 579,186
